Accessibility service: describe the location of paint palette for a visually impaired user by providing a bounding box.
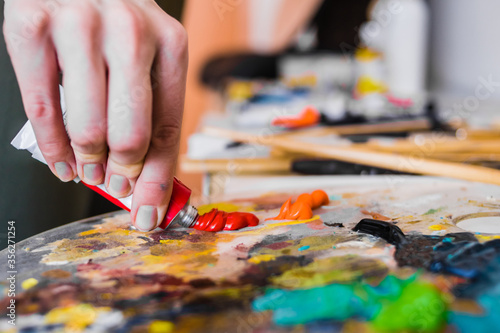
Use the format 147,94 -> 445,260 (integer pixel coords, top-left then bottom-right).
1,176 -> 500,332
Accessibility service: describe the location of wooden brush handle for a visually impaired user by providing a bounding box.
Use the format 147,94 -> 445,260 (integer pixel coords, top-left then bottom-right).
203,126 -> 500,186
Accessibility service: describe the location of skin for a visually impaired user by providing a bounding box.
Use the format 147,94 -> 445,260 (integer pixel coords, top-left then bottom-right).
3,0 -> 188,231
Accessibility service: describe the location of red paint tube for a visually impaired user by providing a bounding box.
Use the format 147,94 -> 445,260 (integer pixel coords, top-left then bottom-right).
83,177 -> 199,230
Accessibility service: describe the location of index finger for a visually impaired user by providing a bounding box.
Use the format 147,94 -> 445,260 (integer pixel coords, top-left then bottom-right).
4,5 -> 76,182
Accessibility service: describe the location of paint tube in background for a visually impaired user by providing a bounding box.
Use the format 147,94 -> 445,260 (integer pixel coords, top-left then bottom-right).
359,0 -> 429,98
10,86 -> 198,230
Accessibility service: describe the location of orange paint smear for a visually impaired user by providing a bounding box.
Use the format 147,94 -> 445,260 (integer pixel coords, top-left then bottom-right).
267,190 -> 329,221
271,106 -> 320,129
361,209 -> 391,221
193,209 -> 259,232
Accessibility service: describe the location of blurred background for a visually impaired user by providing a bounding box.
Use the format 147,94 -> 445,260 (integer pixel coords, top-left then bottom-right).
2,0 -> 500,244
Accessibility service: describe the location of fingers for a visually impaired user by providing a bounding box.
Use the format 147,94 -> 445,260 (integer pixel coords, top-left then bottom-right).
131,15 -> 188,231
5,1 -> 189,233
52,3 -> 108,185
3,3 -> 76,182
103,4 -> 156,198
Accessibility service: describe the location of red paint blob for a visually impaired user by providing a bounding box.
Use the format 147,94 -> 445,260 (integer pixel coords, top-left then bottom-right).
193,209 -> 259,232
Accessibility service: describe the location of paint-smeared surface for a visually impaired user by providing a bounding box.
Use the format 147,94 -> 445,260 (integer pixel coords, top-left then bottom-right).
1,176 -> 500,332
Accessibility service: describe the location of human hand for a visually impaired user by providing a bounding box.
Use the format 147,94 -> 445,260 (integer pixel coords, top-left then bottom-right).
4,0 -> 188,231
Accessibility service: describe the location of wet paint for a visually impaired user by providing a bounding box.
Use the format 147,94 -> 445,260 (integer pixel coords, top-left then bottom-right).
353,219 -> 406,247
450,291 -> 500,333
267,190 -> 329,221
21,278 -> 38,290
253,274 -> 447,330
193,209 -> 259,232
429,224 -> 447,231
149,320 -> 175,333
371,281 -> 447,332
271,106 -> 320,129
45,304 -> 115,331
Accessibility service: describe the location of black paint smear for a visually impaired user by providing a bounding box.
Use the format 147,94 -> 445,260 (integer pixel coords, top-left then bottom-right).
247,234 -> 297,256
240,255 -> 313,286
354,219 -> 500,298
180,295 -> 249,314
395,233 -> 477,269
431,239 -> 500,277
431,239 -> 500,298
353,219 -> 406,247
329,223 -> 344,228
149,229 -> 191,242
189,278 -> 217,289
133,274 -> 184,286
113,291 -> 181,311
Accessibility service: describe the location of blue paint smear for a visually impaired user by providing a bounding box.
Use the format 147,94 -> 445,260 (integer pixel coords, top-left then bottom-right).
298,245 -> 310,252
449,292 -> 500,333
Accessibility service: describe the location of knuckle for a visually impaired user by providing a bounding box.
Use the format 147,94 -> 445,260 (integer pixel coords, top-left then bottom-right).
70,131 -> 106,155
108,132 -> 149,158
4,2 -> 50,38
109,4 -> 142,29
151,123 -> 180,151
105,6 -> 152,63
165,21 -> 188,63
24,92 -> 57,120
39,137 -> 69,160
55,4 -> 96,33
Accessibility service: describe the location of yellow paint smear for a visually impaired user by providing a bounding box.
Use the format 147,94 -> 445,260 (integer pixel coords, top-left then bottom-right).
248,254 -> 277,264
476,235 -> 500,242
78,229 -> 98,236
160,239 -> 183,245
149,320 -> 175,333
429,225 -> 446,231
262,216 -> 320,228
45,304 -> 111,332
222,215 -> 320,236
21,278 -> 38,290
197,202 -> 254,215
141,255 -> 171,265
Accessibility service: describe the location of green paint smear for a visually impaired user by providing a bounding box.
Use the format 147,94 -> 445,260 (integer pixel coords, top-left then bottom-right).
423,207 -> 446,215
253,274 -> 448,331
371,281 -> 448,332
270,255 -> 388,289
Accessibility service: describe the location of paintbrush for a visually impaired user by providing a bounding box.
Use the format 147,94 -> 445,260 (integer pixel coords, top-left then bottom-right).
180,155 -> 409,175
202,124 -> 500,186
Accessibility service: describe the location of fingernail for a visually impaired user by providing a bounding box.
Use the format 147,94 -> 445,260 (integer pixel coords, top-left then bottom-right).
54,162 -> 74,182
83,164 -> 104,184
136,205 -> 158,231
109,174 -> 130,196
